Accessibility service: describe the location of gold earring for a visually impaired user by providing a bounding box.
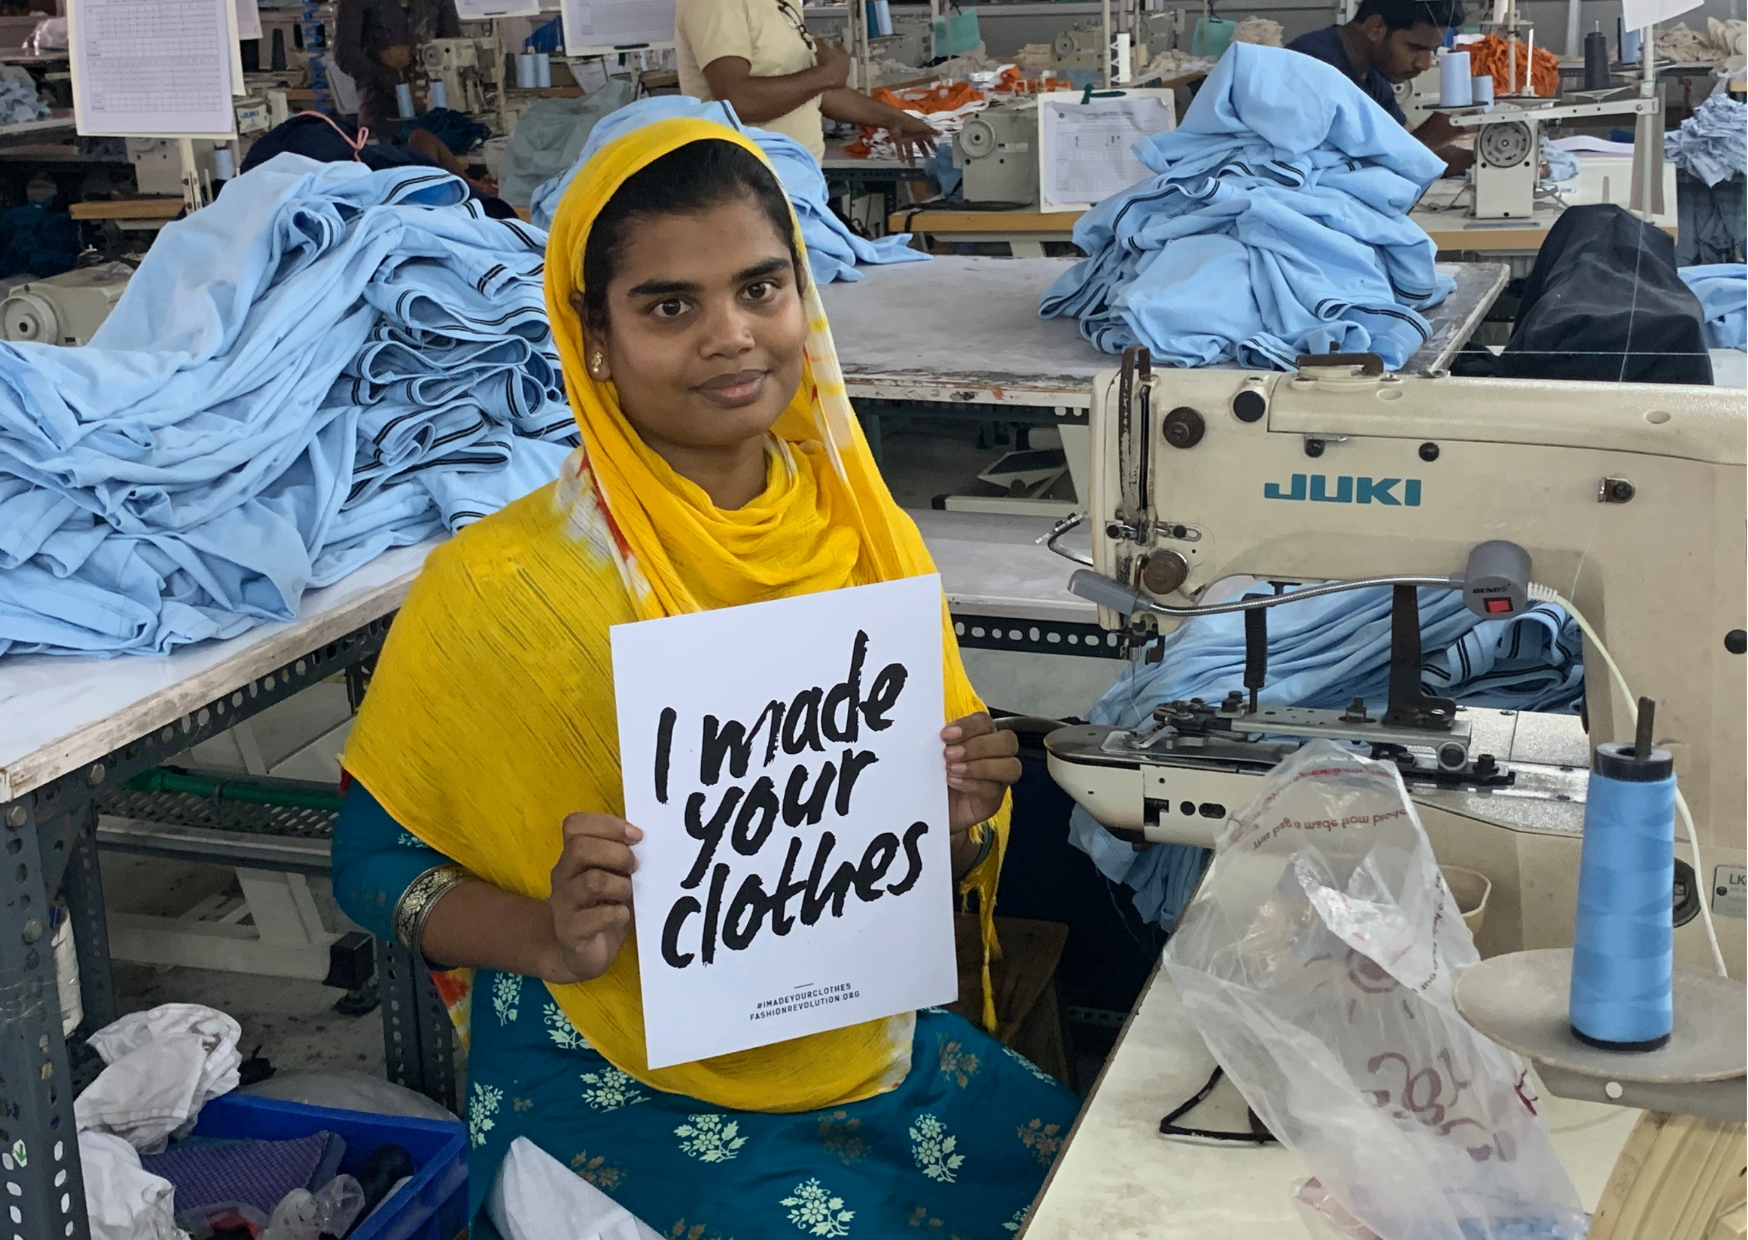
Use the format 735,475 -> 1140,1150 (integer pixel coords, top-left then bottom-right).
590,351 -> 604,374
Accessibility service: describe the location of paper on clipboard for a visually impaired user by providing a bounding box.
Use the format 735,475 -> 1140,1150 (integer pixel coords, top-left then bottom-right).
1038,90 -> 1175,212
562,0 -> 677,51
70,0 -> 240,137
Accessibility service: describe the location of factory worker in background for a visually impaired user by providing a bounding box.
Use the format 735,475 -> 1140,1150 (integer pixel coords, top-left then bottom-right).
334,0 -> 462,142
1288,0 -> 1475,172
675,0 -> 938,163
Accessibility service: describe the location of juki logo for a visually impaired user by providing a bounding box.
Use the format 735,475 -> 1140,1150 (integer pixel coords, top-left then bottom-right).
1263,474 -> 1422,506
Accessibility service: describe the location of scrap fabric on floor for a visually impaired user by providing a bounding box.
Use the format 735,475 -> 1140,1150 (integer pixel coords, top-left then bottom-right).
1069,585 -> 1584,931
0,154 -> 576,658
1681,263 -> 1748,350
528,96 -> 928,284
1664,95 -> 1748,188
1040,43 -> 1452,370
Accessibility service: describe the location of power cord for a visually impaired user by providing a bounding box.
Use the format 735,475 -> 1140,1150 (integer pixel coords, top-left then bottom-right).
1529,583 -> 1731,977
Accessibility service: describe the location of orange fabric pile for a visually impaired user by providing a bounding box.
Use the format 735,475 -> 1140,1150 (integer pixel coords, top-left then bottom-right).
1468,34 -> 1560,97
838,73 -> 1075,157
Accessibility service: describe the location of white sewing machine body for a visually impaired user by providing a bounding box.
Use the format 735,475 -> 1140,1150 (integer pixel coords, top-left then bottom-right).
420,36 -> 498,117
1451,88 -> 1664,220
1046,363 -> 1745,975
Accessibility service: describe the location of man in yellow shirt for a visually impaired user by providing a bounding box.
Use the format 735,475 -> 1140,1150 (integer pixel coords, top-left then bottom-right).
676,0 -> 936,163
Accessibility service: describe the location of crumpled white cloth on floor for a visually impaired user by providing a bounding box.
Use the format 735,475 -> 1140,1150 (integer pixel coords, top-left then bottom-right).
488,1138 -> 662,1240
79,1130 -> 187,1240
75,1004 -> 242,1151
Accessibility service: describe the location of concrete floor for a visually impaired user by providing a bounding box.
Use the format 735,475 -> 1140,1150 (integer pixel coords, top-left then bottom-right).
89,418 -> 1117,1087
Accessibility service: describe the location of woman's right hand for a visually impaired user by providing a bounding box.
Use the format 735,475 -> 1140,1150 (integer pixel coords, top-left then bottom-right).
541,812 -> 642,984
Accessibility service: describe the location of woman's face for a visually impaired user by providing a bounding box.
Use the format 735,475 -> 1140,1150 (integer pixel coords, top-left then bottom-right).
577,196 -> 807,454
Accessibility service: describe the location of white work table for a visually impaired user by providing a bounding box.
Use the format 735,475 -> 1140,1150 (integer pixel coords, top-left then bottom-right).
0,510 -> 1093,804
1022,963 -> 1640,1238
0,538 -> 441,804
820,256 -> 1511,410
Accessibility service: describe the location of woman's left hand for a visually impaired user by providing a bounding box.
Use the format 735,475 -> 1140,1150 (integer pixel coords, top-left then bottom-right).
943,712 -> 1020,857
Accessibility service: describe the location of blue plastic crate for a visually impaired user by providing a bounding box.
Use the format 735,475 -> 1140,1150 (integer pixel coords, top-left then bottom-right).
187,1092 -> 468,1240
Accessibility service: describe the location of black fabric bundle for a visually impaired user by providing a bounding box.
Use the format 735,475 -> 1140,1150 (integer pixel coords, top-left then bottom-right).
1461,204 -> 1713,385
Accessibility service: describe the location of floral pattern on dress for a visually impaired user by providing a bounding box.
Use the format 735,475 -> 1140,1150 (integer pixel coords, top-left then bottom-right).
1004,1206 -> 1028,1233
675,1113 -> 748,1163
544,1000 -> 591,1050
909,1113 -> 964,1183
491,972 -> 521,1026
468,1082 -> 502,1148
668,1222 -> 735,1240
1017,1117 -> 1065,1166
570,1149 -> 626,1190
937,1035 -> 982,1088
904,1207 -> 966,1238
815,1110 -> 870,1164
580,1065 -> 648,1111
781,1178 -> 854,1237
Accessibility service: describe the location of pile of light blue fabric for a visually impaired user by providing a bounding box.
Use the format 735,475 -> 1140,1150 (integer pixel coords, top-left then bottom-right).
1040,43 -> 1453,370
0,155 -> 576,658
1680,263 -> 1748,350
1070,586 -> 1583,931
0,73 -> 48,127
528,96 -> 928,285
1664,95 -> 1748,188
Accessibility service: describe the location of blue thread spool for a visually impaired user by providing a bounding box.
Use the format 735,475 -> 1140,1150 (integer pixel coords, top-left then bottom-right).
1569,697 -> 1674,1051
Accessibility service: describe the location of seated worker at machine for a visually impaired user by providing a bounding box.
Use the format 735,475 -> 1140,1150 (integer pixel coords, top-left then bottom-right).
676,0 -> 938,163
1288,0 -> 1474,172
334,0 -> 462,142
331,119 -> 1080,1236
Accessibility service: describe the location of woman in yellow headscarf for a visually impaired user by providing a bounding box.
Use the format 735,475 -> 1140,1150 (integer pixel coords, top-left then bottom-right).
333,110 -> 1081,1237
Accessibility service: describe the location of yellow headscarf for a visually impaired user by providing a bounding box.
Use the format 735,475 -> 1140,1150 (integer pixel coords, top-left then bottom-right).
343,117 -> 1006,1112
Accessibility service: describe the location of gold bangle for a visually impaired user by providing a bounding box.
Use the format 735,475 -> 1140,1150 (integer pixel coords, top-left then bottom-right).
392,863 -> 473,956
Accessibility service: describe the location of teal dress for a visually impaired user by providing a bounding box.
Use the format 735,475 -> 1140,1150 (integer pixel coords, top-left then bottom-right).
334,783 -> 1082,1238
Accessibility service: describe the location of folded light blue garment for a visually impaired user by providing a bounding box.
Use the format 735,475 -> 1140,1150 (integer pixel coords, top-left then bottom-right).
528,96 -> 928,284
1040,43 -> 1453,370
0,155 -> 575,658
1664,95 -> 1748,189
1680,263 -> 1747,350
1069,585 -> 1583,930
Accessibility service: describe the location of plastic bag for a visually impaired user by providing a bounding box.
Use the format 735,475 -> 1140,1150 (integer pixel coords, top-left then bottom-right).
488,1137 -> 662,1240
1162,742 -> 1587,1240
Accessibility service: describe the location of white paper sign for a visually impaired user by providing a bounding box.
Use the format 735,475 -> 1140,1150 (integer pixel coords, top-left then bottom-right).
1038,90 -> 1175,212
234,0 -> 262,41
1620,0 -> 1702,34
613,574 -> 957,1070
455,0 -> 543,16
70,0 -> 238,137
562,0 -> 677,51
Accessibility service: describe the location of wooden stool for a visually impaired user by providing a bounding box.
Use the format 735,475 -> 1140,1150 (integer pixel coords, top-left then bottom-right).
948,913 -> 1075,1090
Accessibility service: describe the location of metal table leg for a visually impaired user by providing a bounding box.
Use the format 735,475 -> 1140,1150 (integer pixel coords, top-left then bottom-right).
1,798 -> 90,1240
63,807 -> 115,1036
378,939 -> 458,1115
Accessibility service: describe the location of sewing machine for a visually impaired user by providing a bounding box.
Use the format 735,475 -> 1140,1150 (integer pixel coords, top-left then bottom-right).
1452,88 -> 1664,220
420,36 -> 498,116
1043,352 -> 1746,977
954,99 -> 1040,205
0,263 -> 133,346
125,97 -> 272,198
